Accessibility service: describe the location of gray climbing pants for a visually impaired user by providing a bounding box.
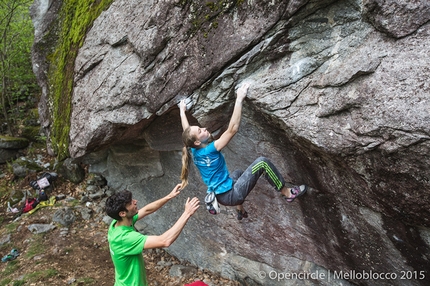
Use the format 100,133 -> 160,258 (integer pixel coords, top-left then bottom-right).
216,157 -> 285,206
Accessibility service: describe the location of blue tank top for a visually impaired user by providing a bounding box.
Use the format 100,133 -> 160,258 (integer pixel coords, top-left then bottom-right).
191,142 -> 233,194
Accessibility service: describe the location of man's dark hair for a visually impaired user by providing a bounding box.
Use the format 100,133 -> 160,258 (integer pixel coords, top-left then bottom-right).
105,190 -> 133,221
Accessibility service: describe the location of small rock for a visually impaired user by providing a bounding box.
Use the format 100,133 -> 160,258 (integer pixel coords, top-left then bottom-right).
0,234 -> 11,246
27,223 -> 56,234
169,264 -> 198,277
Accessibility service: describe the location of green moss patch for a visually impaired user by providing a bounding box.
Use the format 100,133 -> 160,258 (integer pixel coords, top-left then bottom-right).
47,0 -> 113,160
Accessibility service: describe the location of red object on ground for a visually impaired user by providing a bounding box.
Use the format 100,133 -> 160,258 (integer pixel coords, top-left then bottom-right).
184,281 -> 208,286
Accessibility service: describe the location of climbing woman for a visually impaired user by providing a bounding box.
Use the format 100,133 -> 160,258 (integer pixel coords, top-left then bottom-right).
179,83 -> 307,220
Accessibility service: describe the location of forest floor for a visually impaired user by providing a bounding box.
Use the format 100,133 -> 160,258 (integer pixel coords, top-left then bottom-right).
0,148 -> 241,286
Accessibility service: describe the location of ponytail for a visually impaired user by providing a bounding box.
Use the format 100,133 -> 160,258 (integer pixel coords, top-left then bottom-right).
181,146 -> 191,189
181,127 -> 198,189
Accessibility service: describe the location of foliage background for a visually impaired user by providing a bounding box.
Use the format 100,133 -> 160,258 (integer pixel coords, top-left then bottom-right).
0,0 -> 38,136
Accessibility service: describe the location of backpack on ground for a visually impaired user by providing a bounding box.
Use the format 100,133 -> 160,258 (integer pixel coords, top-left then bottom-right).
22,197 -> 39,213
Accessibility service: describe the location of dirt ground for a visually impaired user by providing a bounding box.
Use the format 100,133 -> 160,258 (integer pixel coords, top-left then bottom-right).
0,155 -> 240,286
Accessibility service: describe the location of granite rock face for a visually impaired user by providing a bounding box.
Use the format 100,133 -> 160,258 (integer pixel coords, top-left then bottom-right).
31,0 -> 430,285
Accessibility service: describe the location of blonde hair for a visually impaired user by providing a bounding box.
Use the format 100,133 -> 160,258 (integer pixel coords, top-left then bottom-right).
181,127 -> 196,188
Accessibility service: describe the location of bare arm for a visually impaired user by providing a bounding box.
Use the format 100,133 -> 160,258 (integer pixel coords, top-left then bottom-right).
143,197 -> 200,249
214,83 -> 249,151
179,100 -> 190,131
137,184 -> 182,220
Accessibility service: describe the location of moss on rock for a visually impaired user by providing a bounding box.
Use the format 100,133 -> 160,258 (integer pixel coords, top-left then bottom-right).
21,126 -> 42,142
179,0 -> 243,37
46,0 -> 113,161
0,135 -> 30,149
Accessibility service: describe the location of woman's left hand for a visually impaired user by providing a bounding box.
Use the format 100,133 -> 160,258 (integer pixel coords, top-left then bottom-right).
179,99 -> 187,112
236,83 -> 250,101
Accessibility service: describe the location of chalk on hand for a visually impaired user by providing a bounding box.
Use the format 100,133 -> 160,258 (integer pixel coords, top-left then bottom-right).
236,80 -> 254,91
177,96 -> 193,111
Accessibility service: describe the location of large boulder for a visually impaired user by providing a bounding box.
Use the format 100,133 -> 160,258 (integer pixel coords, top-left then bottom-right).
31,0 -> 430,285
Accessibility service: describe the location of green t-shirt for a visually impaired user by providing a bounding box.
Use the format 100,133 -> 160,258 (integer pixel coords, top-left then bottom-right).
108,214 -> 148,286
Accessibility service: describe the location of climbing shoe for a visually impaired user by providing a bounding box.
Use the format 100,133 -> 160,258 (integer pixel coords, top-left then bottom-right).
237,209 -> 248,221
285,185 -> 308,202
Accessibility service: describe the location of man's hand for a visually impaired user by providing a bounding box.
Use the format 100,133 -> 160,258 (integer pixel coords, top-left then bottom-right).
184,197 -> 200,216
166,184 -> 182,199
144,196 -> 201,249
236,82 -> 250,102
